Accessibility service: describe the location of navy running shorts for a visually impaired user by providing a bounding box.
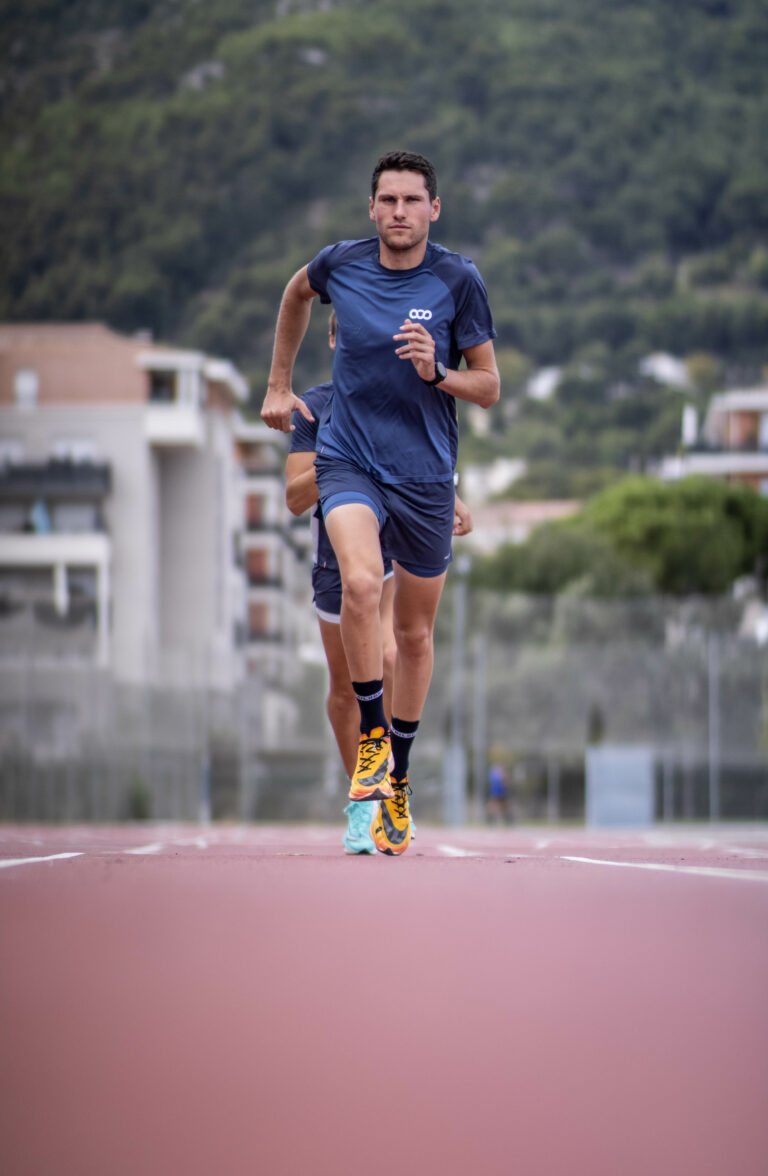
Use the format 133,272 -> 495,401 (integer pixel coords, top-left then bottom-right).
315,455 -> 454,578
313,561 -> 394,623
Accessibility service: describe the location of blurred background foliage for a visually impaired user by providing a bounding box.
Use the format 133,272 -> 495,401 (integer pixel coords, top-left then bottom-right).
471,474 -> 768,596
2,0 -> 767,501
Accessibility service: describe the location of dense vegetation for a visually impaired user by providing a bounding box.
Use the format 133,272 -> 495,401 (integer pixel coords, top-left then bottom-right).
2,0 -> 767,487
471,475 -> 768,595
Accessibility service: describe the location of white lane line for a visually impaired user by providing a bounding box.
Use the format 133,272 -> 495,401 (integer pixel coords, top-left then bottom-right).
125,842 -> 165,855
562,856 -> 768,884
721,845 -> 768,860
0,852 -> 83,871
437,844 -> 483,858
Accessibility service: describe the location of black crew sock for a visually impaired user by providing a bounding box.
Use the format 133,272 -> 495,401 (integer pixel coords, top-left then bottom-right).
352,679 -> 388,736
390,717 -> 419,782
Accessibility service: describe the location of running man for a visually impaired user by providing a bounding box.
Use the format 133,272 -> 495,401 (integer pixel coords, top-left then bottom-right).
285,311 -> 474,853
262,150 -> 498,855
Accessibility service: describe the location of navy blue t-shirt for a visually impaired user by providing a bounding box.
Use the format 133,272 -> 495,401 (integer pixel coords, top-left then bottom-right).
307,237 -> 496,484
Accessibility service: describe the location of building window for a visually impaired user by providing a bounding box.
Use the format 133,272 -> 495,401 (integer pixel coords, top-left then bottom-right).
249,602 -> 270,637
246,494 -> 264,529
14,369 -> 39,410
759,414 -> 768,452
247,549 -> 270,582
148,370 -> 176,403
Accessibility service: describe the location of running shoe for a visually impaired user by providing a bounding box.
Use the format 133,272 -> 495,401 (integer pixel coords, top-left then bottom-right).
371,777 -> 412,856
343,801 -> 377,854
348,726 -> 395,802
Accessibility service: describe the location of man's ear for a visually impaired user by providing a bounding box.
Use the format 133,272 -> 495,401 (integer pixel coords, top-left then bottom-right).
430,197 -> 441,223
369,196 -> 376,222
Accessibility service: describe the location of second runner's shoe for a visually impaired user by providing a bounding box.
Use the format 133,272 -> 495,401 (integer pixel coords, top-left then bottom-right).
371,777 -> 412,855
348,726 -> 395,802
343,801 -> 377,854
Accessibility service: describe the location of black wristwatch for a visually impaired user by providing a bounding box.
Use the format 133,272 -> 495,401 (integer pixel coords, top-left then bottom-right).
423,360 -> 447,386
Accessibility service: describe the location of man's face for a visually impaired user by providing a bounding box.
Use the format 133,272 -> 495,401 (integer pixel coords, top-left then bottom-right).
369,169 -> 440,254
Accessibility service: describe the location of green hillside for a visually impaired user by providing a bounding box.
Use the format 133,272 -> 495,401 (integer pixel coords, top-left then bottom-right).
2,0 -> 767,483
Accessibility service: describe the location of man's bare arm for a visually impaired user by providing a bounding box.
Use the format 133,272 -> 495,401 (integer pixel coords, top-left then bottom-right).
453,494 -> 473,536
261,266 -> 318,433
285,451 -> 319,516
393,321 -> 500,409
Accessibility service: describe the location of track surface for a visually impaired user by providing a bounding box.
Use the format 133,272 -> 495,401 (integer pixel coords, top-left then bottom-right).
2,822 -> 767,1175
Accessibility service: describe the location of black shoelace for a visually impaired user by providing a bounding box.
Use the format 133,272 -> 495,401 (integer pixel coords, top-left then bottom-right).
358,733 -> 387,772
392,779 -> 411,820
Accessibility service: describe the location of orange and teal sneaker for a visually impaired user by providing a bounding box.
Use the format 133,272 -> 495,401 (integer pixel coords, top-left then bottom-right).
371,777 -> 412,855
348,727 -> 395,802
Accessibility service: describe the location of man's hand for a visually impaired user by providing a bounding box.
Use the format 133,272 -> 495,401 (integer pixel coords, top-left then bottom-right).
261,265 -> 318,431
393,319 -> 438,383
261,385 -> 314,433
453,495 -> 473,536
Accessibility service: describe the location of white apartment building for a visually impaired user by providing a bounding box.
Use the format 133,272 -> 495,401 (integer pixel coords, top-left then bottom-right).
659,386 -> 768,494
0,322 -> 299,693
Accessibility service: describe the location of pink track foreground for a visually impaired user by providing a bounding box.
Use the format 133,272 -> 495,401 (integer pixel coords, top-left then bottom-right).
1,822 -> 767,1176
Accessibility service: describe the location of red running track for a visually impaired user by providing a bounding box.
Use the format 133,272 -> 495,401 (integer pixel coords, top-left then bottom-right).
1,822 -> 767,1176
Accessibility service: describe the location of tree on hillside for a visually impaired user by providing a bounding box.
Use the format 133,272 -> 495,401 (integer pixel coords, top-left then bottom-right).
582,475 -> 768,594
472,475 -> 768,597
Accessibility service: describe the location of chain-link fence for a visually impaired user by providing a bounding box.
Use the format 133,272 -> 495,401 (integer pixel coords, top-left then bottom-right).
2,592 -> 768,824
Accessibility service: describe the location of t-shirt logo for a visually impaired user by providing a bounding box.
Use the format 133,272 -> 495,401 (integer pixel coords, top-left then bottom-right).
409,308 -> 433,320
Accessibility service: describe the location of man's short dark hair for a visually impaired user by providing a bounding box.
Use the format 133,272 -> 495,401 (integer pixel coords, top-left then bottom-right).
371,151 -> 438,202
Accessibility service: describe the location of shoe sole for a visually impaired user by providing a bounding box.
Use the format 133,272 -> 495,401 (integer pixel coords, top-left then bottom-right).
370,820 -> 411,856
348,781 -> 395,802
373,839 -> 410,856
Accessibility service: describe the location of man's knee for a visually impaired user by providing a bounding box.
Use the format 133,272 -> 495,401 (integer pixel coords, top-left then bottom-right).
341,566 -> 382,615
394,616 -> 434,660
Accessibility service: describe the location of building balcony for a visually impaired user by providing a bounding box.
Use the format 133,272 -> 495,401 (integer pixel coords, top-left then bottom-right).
0,530 -> 110,567
659,451 -> 768,481
0,460 -> 111,501
247,582 -> 286,605
247,574 -> 283,589
244,520 -> 287,534
145,402 -> 206,447
247,631 -> 286,645
0,531 -> 111,665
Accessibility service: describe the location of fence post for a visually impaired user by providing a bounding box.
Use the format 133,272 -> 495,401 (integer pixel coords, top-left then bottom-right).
443,557 -> 470,826
708,633 -> 721,822
472,631 -> 487,825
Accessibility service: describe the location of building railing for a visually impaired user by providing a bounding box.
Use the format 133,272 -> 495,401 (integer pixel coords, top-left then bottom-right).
0,460 -> 112,500
247,574 -> 283,588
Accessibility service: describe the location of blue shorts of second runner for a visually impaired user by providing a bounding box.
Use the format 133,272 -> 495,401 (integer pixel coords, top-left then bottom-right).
315,454 -> 454,578
313,561 -> 394,624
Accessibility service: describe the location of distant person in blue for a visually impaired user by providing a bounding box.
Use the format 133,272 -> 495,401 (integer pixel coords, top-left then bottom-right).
285,311 -> 474,853
262,150 -> 499,855
487,762 -> 512,825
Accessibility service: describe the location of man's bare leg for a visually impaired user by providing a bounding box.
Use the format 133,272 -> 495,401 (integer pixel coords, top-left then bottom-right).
325,502 -> 394,802
316,574 -> 396,778
317,618 -> 359,778
324,502 -> 385,682
369,563 -> 446,856
379,576 -> 396,720
391,563 -> 447,720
